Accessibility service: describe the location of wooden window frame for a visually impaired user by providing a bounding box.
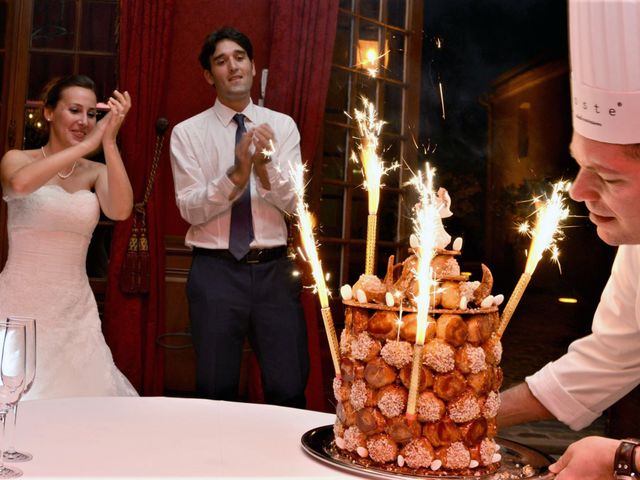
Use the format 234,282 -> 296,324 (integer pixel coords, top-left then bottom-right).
311,0 -> 423,290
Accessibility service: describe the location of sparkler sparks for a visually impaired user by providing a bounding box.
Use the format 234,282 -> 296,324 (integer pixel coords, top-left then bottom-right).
290,163 -> 329,307
351,97 -> 400,215
517,180 -> 572,273
497,180 -> 572,338
260,139 -> 276,158
434,37 -> 446,119
406,164 -> 442,419
289,162 -> 341,376
349,96 -> 399,275
517,221 -> 530,235
409,165 -> 441,346
438,81 -> 446,120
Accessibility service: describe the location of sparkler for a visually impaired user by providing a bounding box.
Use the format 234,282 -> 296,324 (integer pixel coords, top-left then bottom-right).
289,163 -> 341,377
405,164 -> 441,420
351,97 -> 399,275
260,139 -> 276,158
496,181 -> 571,338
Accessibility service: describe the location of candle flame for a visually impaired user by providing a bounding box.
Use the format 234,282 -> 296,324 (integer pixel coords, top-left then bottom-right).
520,181 -> 571,274
350,97 -> 399,214
289,163 -> 330,308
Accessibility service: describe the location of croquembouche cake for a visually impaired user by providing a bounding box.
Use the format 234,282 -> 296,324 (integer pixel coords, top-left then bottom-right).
332,188 -> 504,476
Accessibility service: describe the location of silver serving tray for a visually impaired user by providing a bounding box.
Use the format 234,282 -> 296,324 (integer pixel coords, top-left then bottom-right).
301,425 -> 556,479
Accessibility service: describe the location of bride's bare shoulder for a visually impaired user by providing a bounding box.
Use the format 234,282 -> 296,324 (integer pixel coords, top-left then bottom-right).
1,149 -> 38,163
1,150 -> 39,175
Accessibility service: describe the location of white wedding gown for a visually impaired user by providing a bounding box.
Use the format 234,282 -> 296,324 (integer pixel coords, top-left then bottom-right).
0,185 -> 137,400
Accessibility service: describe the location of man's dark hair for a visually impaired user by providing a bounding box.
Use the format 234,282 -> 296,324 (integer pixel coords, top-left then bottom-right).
198,27 -> 253,71
42,75 -> 96,109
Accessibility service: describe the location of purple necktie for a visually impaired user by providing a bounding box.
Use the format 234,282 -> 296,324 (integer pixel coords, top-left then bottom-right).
228,113 -> 254,260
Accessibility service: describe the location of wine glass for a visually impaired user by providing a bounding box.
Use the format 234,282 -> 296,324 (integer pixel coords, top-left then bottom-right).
3,318 -> 35,463
0,322 -> 26,478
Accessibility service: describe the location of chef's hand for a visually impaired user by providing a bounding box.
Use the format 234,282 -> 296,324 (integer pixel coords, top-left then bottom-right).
548,436 -> 618,480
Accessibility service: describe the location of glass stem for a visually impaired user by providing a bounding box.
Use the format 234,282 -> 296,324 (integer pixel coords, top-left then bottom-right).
4,405 -> 15,455
0,411 -> 6,471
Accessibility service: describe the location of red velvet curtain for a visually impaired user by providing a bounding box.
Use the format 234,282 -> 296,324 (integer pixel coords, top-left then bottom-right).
265,0 -> 340,159
103,0 -> 175,395
246,0 -> 340,412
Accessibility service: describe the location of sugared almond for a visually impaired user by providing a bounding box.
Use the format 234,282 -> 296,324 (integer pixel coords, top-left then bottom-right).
459,296 -> 468,310
335,436 -> 346,449
340,284 -> 353,301
493,294 -> 504,306
492,453 -> 502,463
385,292 -> 395,307
453,237 -> 463,251
357,446 -> 369,458
480,295 -> 494,308
397,455 -> 405,467
356,289 -> 368,304
430,459 -> 442,471
469,460 -> 479,468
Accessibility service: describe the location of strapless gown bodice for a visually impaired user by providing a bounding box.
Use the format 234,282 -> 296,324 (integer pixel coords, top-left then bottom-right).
5,185 -> 99,278
0,185 -> 137,399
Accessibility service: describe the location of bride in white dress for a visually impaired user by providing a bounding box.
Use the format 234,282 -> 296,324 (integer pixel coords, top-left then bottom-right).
0,75 -> 137,399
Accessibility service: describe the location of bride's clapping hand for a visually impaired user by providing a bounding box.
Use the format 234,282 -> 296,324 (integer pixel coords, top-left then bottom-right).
102,90 -> 131,143
79,90 -> 130,154
78,117 -> 106,155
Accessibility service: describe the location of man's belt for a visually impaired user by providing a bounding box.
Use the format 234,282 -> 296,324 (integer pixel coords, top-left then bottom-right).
193,246 -> 287,264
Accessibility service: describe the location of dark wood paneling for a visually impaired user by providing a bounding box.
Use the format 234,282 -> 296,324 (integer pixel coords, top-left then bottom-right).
163,234 -> 196,394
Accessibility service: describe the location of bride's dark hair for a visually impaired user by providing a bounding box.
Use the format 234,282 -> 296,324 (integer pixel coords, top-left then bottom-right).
42,75 -> 96,109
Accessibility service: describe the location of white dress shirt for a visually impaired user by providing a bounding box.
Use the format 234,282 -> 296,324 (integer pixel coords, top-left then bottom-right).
170,99 -> 301,249
526,244 -> 640,430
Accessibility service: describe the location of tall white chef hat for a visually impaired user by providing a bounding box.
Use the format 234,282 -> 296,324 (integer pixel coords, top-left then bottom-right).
569,0 -> 640,144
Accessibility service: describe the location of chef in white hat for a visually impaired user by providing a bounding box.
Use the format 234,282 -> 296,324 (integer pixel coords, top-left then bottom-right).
499,0 -> 640,478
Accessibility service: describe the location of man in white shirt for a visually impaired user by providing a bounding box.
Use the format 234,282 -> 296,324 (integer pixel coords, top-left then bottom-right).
498,1 -> 640,478
170,27 -> 309,408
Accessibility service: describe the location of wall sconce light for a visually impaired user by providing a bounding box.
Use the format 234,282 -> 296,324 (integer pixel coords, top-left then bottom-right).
356,39 -> 389,78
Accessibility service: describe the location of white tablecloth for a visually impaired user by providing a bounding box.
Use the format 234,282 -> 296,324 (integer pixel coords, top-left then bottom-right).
14,396 -> 359,479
